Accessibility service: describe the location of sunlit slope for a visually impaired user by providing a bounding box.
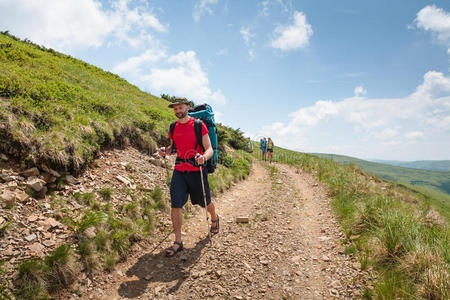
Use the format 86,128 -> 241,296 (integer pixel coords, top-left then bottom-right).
312,153 -> 450,196
372,159 -> 450,171
0,32 -> 173,174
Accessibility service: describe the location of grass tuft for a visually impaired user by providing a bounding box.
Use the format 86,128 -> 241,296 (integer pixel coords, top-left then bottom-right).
98,188 -> 113,201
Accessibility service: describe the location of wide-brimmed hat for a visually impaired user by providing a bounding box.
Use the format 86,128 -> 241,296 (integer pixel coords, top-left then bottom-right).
168,97 -> 190,108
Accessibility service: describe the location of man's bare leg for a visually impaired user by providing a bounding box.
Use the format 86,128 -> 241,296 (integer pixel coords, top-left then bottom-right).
207,202 -> 218,233
169,208 -> 183,254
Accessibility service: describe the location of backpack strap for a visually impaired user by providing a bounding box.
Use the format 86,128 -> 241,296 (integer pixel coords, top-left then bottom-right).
194,119 -> 205,152
169,121 -> 177,153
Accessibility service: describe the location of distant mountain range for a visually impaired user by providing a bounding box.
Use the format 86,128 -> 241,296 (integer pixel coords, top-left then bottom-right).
310,153 -> 450,196
368,159 -> 450,172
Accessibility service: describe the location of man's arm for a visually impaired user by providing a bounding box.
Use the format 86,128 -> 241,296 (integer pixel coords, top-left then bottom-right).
196,134 -> 213,165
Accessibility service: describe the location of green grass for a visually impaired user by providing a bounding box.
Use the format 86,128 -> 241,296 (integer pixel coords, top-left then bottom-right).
0,32 -> 173,174
263,145 -> 449,299
14,244 -> 78,299
98,187 -> 113,201
312,153 -> 450,196
209,150 -> 252,194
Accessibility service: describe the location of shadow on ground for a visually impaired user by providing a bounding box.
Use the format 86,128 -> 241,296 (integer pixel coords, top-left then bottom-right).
118,237 -> 210,298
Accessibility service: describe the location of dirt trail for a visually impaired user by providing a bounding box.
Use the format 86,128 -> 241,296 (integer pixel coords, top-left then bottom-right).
74,162 -> 366,300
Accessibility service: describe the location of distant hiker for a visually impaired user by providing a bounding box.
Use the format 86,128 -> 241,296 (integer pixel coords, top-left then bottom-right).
158,97 -> 219,257
247,137 -> 253,152
260,137 -> 267,161
267,137 -> 274,163
259,137 -> 266,160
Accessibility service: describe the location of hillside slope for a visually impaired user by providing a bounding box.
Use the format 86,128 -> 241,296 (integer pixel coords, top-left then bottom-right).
0,32 -> 173,175
372,159 -> 450,171
312,153 -> 450,196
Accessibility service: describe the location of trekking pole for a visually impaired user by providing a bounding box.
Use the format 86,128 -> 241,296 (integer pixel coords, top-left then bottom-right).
196,153 -> 212,245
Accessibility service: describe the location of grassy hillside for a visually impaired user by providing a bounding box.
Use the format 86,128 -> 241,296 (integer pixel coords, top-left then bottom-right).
372,159 -> 450,172
0,31 -> 174,174
264,146 -> 449,299
312,153 -> 450,196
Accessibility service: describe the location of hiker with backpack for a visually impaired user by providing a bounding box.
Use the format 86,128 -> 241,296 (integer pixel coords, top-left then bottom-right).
158,97 -> 219,257
260,137 -> 267,161
267,137 -> 274,163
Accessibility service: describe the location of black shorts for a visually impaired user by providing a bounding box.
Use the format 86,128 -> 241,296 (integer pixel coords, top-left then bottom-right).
170,169 -> 211,208
267,149 -> 273,152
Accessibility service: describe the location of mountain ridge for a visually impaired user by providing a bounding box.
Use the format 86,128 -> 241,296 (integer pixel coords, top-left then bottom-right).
311,152 -> 450,196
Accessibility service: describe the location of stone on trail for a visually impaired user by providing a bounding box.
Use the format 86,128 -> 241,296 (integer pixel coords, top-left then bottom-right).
15,190 -> 30,202
29,242 -> 44,253
0,174 -> 13,182
65,175 -> 78,184
1,191 -> 15,207
43,240 -> 56,247
25,234 -> 37,242
20,167 -> 40,177
39,217 -> 62,230
236,216 -> 249,223
0,154 -> 7,161
27,178 -> 45,192
116,175 -> 131,185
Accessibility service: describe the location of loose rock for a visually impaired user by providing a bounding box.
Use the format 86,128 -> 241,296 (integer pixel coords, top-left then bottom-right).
27,178 -> 45,192
20,167 -> 40,177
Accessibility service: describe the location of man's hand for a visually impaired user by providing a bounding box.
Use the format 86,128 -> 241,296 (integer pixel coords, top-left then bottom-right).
158,147 -> 166,158
195,154 -> 206,165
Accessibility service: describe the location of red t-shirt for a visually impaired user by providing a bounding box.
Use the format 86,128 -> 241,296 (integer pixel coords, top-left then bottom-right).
169,117 -> 209,171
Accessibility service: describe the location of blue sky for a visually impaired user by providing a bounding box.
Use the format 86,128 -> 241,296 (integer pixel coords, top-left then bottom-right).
1,0 -> 449,160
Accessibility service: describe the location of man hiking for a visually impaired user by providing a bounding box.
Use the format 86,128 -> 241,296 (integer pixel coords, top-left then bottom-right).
159,97 -> 219,257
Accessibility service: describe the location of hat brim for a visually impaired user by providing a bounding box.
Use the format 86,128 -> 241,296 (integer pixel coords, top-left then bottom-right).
168,101 -> 190,108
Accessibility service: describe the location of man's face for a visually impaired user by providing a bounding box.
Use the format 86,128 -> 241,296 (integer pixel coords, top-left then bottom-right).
173,104 -> 189,119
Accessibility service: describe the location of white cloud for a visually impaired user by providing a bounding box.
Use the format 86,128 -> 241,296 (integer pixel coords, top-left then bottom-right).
240,27 -> 254,46
216,49 -> 228,56
275,0 -> 291,13
0,0 -> 167,51
259,71 -> 450,160
248,49 -> 256,61
259,1 -> 270,17
271,11 -> 312,51
354,85 -> 367,97
193,0 -> 218,23
214,111 -> 223,122
415,5 -> 450,45
405,131 -> 424,140
375,128 -> 398,140
112,48 -> 167,76
114,50 -> 227,105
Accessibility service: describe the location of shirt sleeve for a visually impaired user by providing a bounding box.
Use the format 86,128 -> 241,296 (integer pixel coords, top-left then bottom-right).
201,122 -> 209,136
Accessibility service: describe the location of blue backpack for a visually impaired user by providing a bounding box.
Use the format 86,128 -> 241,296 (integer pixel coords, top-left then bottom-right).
170,103 -> 218,173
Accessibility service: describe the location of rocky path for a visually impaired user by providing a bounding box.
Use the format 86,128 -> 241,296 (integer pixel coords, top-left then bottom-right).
75,162 -> 366,300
